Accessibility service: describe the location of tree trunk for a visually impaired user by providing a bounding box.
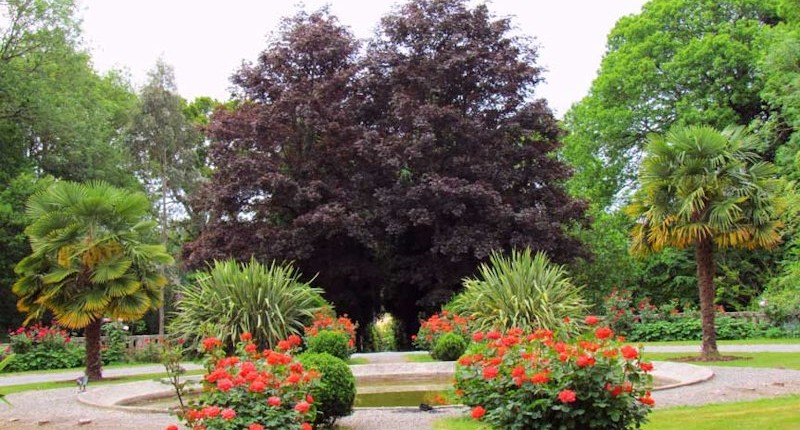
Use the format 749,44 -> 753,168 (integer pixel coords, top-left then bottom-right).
159,152 -> 168,339
695,237 -> 720,359
85,318 -> 104,381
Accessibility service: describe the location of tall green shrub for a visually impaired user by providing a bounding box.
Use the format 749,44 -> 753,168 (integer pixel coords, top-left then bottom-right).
170,258 -> 324,351
450,249 -> 587,333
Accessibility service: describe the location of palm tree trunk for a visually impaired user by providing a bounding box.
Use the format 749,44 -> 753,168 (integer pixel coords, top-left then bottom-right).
695,237 -> 720,359
85,318 -> 104,381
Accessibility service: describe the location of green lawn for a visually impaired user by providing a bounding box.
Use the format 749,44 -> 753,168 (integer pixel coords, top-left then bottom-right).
347,357 -> 369,365
434,395 -> 800,430
0,369 -> 205,395
0,361 -> 162,376
641,338 -> 800,347
642,352 -> 800,370
405,353 -> 435,363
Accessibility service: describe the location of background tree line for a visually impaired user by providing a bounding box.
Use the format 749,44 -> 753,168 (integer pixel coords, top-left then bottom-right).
2,0 -> 800,343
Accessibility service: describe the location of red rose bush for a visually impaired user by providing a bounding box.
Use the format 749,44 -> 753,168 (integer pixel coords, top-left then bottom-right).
412,310 -> 471,351
455,318 -> 655,429
177,333 -> 318,430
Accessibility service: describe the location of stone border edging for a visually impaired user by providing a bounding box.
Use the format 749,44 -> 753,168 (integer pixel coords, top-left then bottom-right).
77,359 -> 713,414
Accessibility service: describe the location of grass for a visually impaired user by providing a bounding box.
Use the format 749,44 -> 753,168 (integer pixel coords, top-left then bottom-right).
642,351 -> 800,370
405,353 -> 435,363
347,357 -> 369,365
0,369 -> 205,395
641,338 -> 800,347
643,395 -> 800,430
0,361 -> 163,376
433,395 -> 800,430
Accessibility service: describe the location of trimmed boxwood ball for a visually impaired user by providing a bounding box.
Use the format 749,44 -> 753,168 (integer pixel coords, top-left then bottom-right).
306,329 -> 351,360
431,332 -> 467,361
297,352 -> 355,427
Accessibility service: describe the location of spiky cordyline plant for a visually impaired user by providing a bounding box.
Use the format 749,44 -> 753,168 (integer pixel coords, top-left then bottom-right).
170,258 -> 324,351
449,248 -> 587,333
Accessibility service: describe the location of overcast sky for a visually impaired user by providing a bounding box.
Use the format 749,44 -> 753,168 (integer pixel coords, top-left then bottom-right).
80,0 -> 646,117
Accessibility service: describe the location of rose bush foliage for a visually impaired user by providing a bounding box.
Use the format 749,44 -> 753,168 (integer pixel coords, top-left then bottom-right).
175,333 -> 317,430
455,318 -> 655,430
413,310 -> 471,351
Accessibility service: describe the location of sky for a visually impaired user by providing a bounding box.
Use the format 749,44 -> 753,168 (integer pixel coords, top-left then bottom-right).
79,0 -> 646,117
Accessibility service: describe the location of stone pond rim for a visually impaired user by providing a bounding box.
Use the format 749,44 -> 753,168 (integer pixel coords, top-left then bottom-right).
77,360 -> 714,413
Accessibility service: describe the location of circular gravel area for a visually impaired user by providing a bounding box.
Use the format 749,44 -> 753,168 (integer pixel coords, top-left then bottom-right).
2,357 -> 800,429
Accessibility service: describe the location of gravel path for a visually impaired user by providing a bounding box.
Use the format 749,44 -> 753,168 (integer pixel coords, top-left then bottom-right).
2,349 -> 800,429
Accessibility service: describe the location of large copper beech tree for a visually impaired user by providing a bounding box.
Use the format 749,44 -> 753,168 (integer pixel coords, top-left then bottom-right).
186,1 -> 587,334
627,125 -> 785,359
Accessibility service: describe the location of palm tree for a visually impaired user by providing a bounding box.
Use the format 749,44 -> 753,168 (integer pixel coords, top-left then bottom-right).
626,125 -> 785,359
13,181 -> 173,380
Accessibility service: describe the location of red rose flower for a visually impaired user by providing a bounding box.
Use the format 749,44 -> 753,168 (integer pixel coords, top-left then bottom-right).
249,381 -> 266,393
241,332 -> 252,341
639,361 -> 654,372
268,396 -> 281,407
594,326 -> 613,340
482,366 -> 498,380
295,401 -> 311,414
301,423 -> 312,430
216,378 -> 233,392
248,424 -> 264,430
471,405 -> 486,419
203,405 -> 220,418
221,408 -> 236,420
558,389 -> 577,403
639,392 -> 655,406
621,345 -> 638,360
576,355 -> 596,368
166,425 -> 179,430
585,315 -> 600,326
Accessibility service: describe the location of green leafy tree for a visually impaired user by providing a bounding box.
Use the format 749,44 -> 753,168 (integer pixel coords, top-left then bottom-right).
13,181 -> 173,380
126,59 -> 204,336
564,0 -> 781,208
0,173 -> 53,331
627,125 -> 785,358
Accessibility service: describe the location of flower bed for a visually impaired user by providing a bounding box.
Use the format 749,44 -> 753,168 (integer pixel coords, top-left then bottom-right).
455,317 -> 655,429
171,333 -> 318,430
413,310 -> 471,351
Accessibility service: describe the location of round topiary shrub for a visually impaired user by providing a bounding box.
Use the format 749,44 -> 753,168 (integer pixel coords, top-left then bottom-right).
431,332 -> 467,361
306,330 -> 351,360
297,352 -> 355,427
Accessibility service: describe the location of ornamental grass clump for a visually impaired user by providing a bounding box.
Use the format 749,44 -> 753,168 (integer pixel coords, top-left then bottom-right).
170,258 -> 325,352
174,332 -> 318,430
449,249 -> 588,334
455,317 -> 655,430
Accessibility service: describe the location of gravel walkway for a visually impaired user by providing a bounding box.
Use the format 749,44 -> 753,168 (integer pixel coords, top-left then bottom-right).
2,348 -> 800,429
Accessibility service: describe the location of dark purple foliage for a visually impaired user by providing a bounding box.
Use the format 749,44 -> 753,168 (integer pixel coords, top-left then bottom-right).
185,1 -> 587,339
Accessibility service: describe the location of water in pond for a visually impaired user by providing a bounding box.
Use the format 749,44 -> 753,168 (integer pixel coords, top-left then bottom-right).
122,375 -> 672,410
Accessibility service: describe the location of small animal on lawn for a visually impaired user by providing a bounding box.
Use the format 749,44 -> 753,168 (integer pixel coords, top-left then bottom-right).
76,375 -> 88,392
